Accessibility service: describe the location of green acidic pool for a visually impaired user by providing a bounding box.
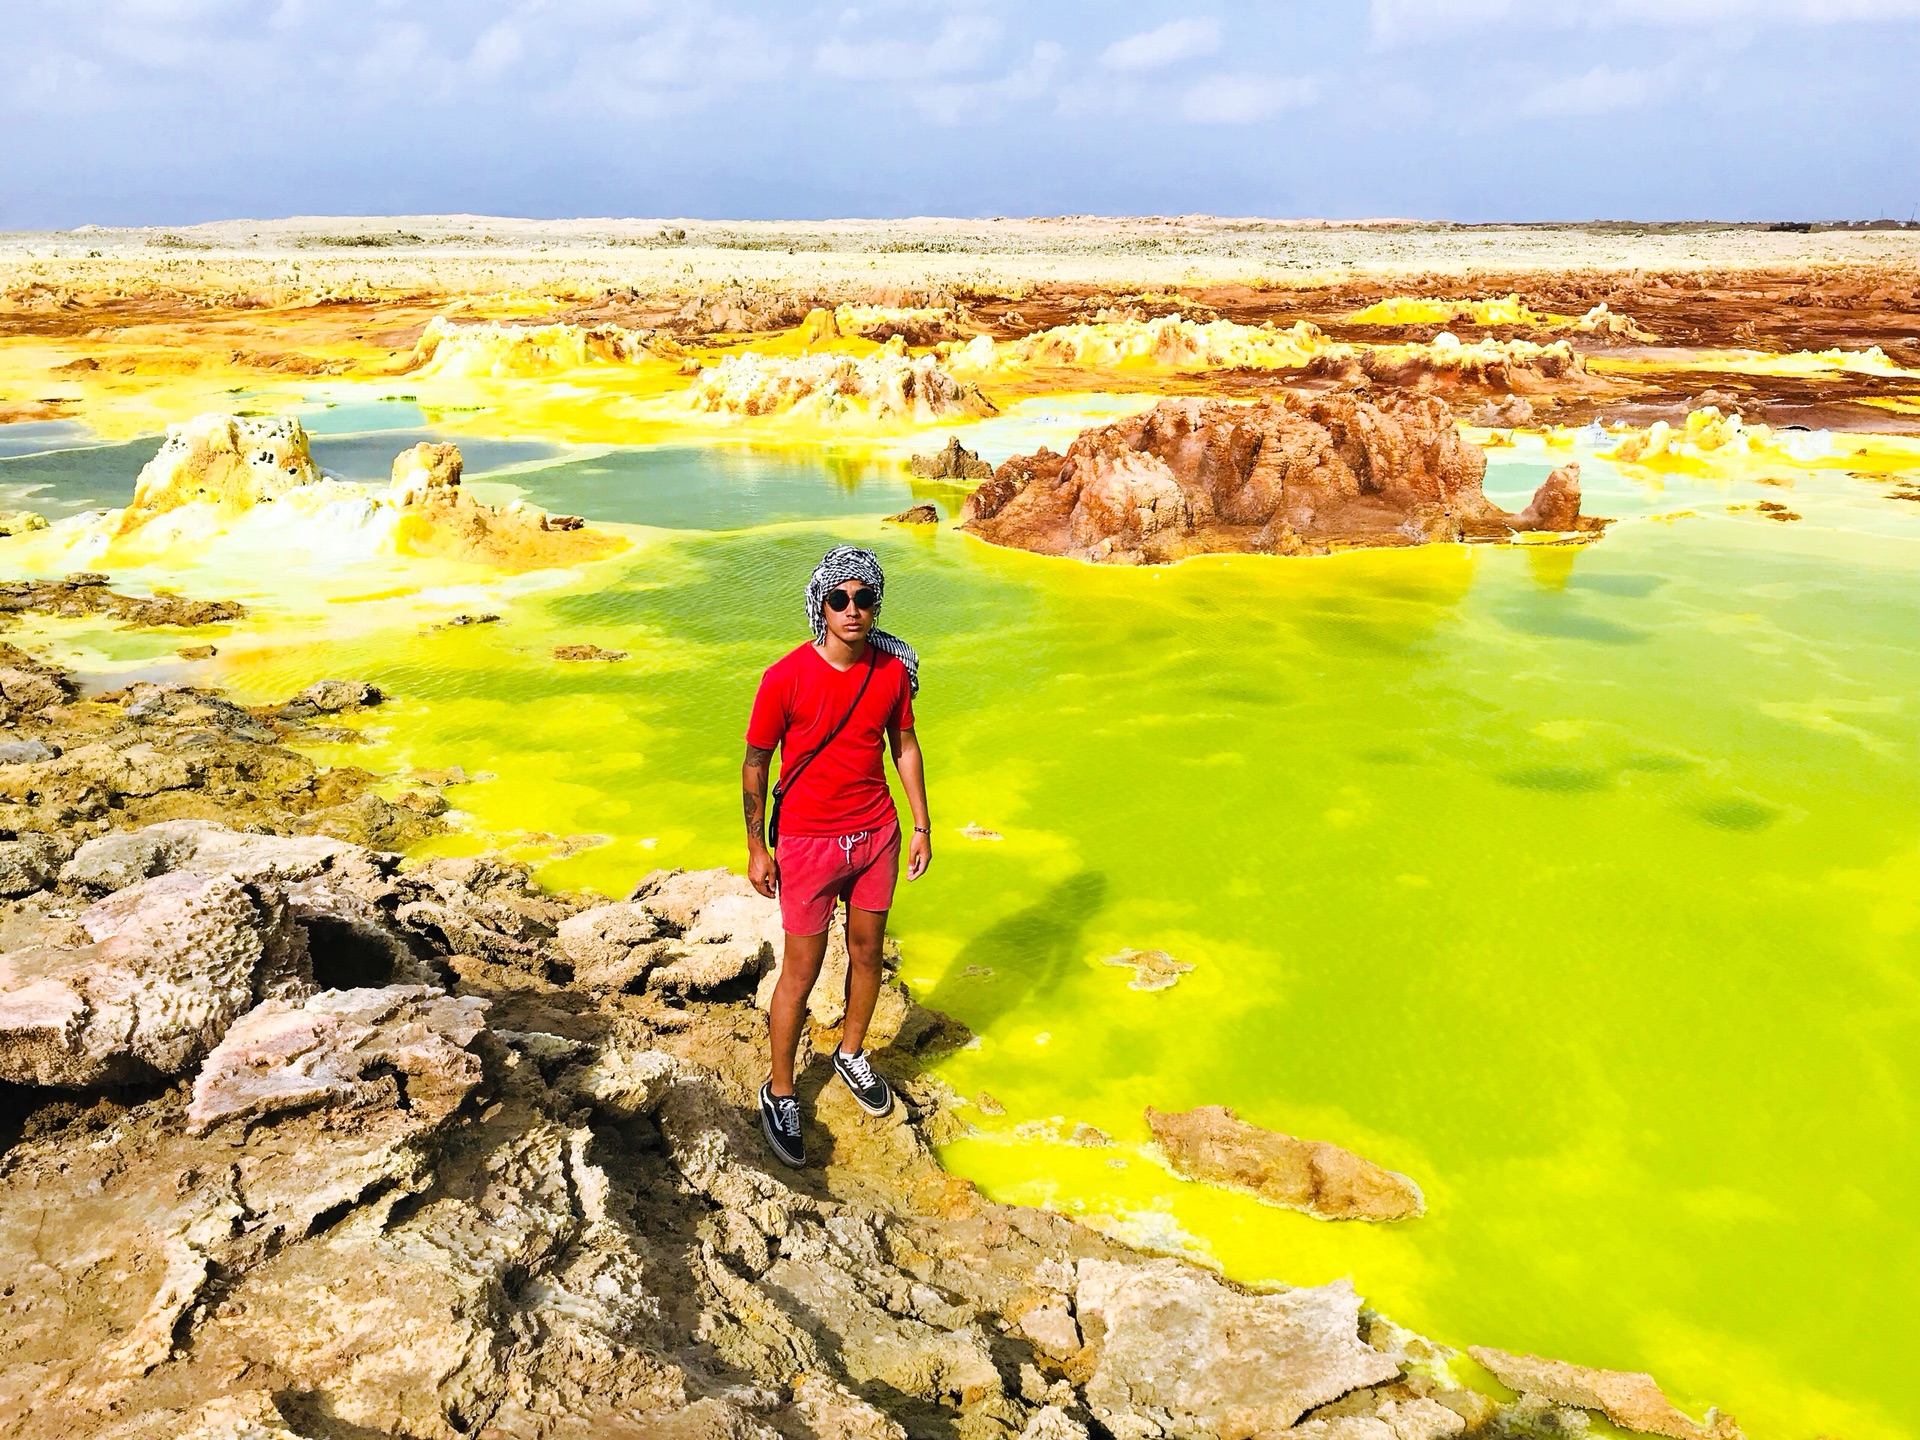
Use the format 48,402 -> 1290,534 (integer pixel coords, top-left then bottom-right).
37,435 -> 1914,1440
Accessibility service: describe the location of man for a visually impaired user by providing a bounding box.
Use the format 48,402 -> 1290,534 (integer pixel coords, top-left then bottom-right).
743,545 -> 932,1166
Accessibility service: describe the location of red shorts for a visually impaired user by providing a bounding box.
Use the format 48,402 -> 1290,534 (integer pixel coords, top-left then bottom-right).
775,822 -> 900,935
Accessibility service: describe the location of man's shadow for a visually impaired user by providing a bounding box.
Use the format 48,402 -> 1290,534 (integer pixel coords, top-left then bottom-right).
918,870 -> 1108,1037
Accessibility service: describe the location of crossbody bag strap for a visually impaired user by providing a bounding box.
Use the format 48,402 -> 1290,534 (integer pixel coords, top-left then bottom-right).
767,647 -> 877,848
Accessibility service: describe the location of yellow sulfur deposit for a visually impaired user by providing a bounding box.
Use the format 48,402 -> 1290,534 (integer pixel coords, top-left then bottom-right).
1347,296 -> 1658,342
1348,294 -> 1545,326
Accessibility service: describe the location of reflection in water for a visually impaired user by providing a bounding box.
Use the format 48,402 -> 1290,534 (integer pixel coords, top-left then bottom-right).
507,445 -> 919,531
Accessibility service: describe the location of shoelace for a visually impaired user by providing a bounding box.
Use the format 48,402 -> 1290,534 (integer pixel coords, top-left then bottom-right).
838,1050 -> 878,1088
771,1093 -> 801,1131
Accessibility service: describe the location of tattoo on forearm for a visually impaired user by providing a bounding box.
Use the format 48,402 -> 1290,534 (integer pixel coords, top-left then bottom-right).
743,744 -> 773,841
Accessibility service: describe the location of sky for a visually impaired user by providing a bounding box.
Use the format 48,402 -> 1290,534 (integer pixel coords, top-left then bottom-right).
3,0 -> 1919,228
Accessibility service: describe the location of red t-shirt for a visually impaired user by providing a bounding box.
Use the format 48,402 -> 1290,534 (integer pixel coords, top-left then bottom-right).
746,642 -> 915,839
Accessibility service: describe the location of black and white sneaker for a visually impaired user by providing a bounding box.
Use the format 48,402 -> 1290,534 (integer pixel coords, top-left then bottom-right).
832,1048 -> 894,1117
759,1082 -> 805,1167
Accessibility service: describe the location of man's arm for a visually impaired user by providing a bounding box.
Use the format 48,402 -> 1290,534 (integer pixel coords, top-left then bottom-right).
889,722 -> 931,881
743,743 -> 778,898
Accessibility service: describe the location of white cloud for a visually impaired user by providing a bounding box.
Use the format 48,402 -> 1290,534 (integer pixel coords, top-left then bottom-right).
1516,62 -> 1678,117
815,14 -> 1003,80
917,41 -> 1064,125
1099,18 -> 1220,71
1179,72 -> 1317,124
1372,0 -> 1920,42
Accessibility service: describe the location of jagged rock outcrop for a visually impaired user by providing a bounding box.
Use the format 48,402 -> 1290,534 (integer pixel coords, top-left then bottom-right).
1468,1347 -> 1744,1440
403,316 -> 670,376
118,413 -> 320,533
0,834 -> 65,897
1509,463 -> 1585,532
0,870 -> 297,1086
390,439 -> 463,501
0,573 -> 246,627
1464,395 -> 1536,428
1077,1262 -> 1399,1437
1307,335 -> 1593,395
1145,1105 -> 1425,1222
961,396 -> 1609,563
885,503 -> 941,526
558,867 -> 781,996
1568,302 -> 1659,342
909,435 -> 993,480
187,984 -> 488,1131
0,790 -> 1741,1440
0,654 -> 437,850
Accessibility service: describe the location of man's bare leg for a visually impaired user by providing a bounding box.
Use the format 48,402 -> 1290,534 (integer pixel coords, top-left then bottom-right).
839,905 -> 888,1055
768,929 -> 829,1095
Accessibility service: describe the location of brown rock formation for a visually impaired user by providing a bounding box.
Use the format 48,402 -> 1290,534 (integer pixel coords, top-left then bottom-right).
552,643 -> 628,662
0,573 -> 246,628
1146,1104 -> 1425,1222
1510,463 -> 1585,531
885,502 -> 940,525
962,396 -> 1608,563
1323,337 -> 1591,395
389,439 -> 462,499
1469,1347 -> 1744,1440
909,434 -> 994,480
0,649 -> 437,851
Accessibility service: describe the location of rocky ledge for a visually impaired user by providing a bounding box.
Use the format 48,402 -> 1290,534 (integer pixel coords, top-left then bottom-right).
0,654 -> 1741,1440
961,396 -> 1609,564
1,817 -> 1740,1440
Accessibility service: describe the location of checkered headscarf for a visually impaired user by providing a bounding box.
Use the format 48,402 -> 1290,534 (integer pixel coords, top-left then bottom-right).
806,545 -> 920,694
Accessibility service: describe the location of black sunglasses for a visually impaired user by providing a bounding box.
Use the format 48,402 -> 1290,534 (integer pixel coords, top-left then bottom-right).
824,586 -> 877,613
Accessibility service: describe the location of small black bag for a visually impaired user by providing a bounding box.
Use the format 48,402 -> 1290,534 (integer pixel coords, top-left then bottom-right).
766,648 -> 877,848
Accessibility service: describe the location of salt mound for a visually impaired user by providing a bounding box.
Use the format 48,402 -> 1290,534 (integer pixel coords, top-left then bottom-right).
404,316 -> 667,378
1606,405 -> 1812,463
56,415 -> 621,574
974,316 -> 1331,373
1569,302 -> 1660,342
120,414 -> 321,533
688,341 -> 996,423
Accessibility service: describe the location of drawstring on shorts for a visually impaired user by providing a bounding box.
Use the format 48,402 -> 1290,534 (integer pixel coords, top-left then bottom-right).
837,830 -> 868,859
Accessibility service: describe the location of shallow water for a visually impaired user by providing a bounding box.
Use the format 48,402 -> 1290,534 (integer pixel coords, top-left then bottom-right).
11,433 -> 1920,1439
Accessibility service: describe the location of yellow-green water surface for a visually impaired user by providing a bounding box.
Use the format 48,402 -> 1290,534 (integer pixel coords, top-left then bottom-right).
18,433 -> 1920,1440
